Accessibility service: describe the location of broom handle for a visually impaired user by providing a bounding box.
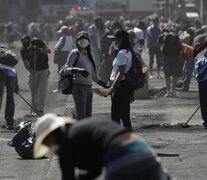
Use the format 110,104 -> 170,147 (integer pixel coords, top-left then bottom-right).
31,51 -> 37,114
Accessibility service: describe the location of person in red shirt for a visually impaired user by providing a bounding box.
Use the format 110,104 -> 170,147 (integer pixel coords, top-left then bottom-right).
177,43 -> 194,91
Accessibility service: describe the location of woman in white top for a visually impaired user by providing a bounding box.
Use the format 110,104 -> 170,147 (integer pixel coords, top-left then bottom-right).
108,30 -> 134,130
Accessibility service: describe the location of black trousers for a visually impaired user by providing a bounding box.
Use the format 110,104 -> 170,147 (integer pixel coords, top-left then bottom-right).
111,80 -> 134,130
198,81 -> 207,123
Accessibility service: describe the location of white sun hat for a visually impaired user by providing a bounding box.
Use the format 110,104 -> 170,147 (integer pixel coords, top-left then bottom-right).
33,113 -> 76,158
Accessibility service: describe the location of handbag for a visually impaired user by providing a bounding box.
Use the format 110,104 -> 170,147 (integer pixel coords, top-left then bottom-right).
59,51 -> 80,94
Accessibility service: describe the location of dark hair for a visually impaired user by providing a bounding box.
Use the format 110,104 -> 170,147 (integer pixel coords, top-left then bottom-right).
21,34 -> 31,43
85,45 -> 96,72
193,43 -> 205,57
115,31 -> 133,56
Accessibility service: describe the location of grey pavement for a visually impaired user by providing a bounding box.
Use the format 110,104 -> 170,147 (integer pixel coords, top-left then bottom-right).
0,41 -> 204,180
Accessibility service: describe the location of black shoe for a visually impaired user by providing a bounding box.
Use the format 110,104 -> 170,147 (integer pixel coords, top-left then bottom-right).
7,124 -> 14,130
37,110 -> 44,116
202,122 -> 207,129
1,124 -> 6,128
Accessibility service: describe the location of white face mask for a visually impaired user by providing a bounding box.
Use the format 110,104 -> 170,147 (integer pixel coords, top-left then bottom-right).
111,41 -> 118,50
77,39 -> 89,48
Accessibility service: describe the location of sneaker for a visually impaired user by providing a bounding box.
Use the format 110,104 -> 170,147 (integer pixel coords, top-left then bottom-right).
171,90 -> 178,98
149,75 -> 154,79
31,112 -> 37,116
52,88 -> 59,93
157,75 -> 163,79
164,91 -> 171,98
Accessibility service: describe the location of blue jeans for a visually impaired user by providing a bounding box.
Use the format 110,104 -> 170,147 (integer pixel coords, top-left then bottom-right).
181,58 -> 195,90
0,71 -> 15,125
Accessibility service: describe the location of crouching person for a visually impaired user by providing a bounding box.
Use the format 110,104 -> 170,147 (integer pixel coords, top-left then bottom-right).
33,113 -> 170,180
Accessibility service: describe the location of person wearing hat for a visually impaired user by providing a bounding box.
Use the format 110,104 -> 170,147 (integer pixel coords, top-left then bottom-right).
20,34 -> 51,116
107,30 -> 135,130
34,113 -> 170,180
53,26 -> 74,93
65,31 -> 109,120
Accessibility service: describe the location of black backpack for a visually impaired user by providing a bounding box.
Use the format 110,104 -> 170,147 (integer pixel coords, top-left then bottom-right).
162,32 -> 182,56
125,51 -> 145,90
59,51 -> 80,94
0,47 -> 18,67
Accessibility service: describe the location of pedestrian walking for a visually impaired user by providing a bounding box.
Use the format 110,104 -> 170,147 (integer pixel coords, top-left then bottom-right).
107,30 -> 135,130
88,16 -> 105,71
162,32 -> 183,97
176,43 -> 194,91
65,31 -> 108,120
0,47 -> 19,130
20,35 -> 51,116
34,113 -> 171,180
53,26 -> 73,93
146,17 -> 162,79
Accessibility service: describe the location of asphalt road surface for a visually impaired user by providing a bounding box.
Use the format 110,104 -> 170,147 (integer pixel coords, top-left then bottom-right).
0,41 -> 206,180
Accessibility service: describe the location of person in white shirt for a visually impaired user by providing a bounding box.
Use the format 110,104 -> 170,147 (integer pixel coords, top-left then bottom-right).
108,30 -> 135,130
53,26 -> 73,92
133,25 -> 145,56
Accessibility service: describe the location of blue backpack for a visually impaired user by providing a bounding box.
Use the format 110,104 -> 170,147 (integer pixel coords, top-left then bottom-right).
195,50 -> 207,83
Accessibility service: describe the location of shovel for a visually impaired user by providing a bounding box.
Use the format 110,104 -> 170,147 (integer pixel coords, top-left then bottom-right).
180,106 -> 200,128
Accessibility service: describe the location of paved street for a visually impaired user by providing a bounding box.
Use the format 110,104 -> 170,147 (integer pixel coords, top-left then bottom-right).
0,41 -> 206,180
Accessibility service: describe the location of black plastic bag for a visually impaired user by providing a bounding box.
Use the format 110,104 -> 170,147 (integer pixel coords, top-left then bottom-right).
8,121 -> 35,159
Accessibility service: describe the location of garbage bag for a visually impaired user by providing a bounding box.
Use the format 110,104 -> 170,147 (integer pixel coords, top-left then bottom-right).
8,121 -> 35,159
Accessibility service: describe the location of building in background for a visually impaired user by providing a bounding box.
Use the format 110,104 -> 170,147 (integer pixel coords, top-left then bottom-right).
0,0 -> 85,22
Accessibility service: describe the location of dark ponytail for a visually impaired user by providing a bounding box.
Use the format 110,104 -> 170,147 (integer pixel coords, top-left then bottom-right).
86,45 -> 96,73
193,43 -> 205,57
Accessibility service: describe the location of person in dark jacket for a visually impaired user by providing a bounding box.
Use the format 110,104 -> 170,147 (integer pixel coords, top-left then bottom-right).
162,32 -> 183,97
0,47 -> 19,130
193,42 -> 207,128
20,35 -> 51,116
34,113 -> 170,180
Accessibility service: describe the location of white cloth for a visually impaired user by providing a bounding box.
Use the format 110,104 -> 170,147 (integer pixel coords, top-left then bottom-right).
110,49 -> 132,81
55,36 -> 73,51
133,27 -> 144,53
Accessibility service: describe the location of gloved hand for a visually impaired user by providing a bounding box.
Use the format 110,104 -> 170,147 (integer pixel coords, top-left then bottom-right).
97,80 -> 110,88
32,46 -> 41,52
14,84 -> 19,94
72,68 -> 89,77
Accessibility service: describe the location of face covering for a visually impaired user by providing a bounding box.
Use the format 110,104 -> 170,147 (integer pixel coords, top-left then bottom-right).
111,41 -> 118,50
77,39 -> 89,48
22,37 -> 32,49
